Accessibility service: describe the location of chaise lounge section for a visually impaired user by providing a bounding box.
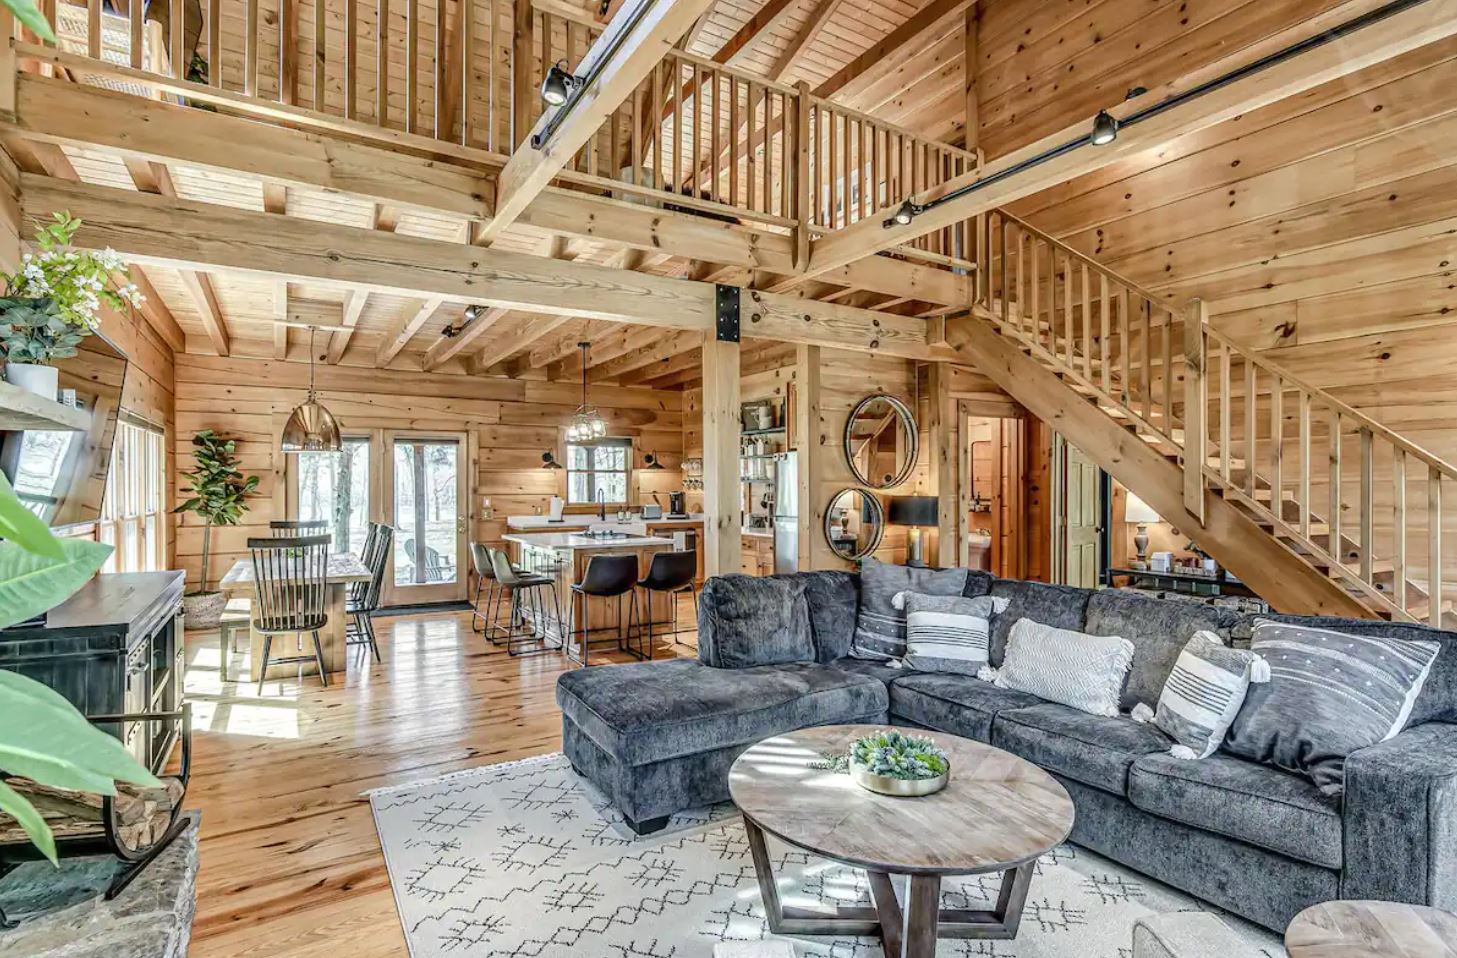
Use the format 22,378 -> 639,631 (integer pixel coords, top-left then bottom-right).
556,569 -> 1457,932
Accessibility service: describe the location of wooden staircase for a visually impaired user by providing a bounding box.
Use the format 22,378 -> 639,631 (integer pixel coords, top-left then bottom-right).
948,208 -> 1457,625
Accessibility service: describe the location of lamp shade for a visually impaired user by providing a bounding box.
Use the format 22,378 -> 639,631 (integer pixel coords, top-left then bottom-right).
888,495 -> 938,527
280,399 -> 342,453
1124,491 -> 1161,524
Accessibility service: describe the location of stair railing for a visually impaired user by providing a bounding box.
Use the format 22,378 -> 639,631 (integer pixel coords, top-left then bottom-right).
971,207 -> 1457,625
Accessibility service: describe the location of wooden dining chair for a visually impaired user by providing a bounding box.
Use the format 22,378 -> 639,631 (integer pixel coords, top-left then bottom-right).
269,519 -> 328,535
248,534 -> 331,694
346,523 -> 392,662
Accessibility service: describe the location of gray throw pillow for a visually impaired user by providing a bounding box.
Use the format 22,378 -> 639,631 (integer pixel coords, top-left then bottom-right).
849,558 -> 969,662
697,574 -> 814,669
901,593 -> 1010,675
1222,618 -> 1441,795
1135,630 -> 1269,760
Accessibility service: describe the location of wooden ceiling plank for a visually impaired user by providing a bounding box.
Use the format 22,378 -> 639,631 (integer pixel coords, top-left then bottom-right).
177,269 -> 232,356
423,305 -> 509,369
484,314 -> 576,375
808,0 -> 1457,276
477,0 -> 714,246
376,296 -> 446,367
814,0 -> 975,101
768,0 -> 842,82
712,0 -> 799,66
326,287 -> 371,363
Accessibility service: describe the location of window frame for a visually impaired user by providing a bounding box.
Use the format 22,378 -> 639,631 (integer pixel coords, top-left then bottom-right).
564,437 -> 633,507
99,415 -> 166,574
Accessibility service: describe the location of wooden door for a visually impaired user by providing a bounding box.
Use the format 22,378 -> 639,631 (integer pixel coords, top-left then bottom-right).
382,431 -> 468,606
1059,436 -> 1103,587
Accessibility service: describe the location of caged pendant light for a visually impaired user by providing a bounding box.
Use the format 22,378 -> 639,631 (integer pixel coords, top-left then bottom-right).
280,327 -> 343,453
565,342 -> 607,442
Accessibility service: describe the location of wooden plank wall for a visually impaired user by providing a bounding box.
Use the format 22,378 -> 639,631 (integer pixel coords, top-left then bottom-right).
978,14 -> 1457,596
171,354 -> 681,590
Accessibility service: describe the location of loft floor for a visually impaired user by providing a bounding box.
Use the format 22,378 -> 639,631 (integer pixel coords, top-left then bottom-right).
180,604 -> 697,957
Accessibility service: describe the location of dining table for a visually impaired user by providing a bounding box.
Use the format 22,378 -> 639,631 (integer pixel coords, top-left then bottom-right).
219,552 -> 373,682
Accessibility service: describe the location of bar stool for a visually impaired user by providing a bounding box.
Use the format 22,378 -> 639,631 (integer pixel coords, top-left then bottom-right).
568,554 -> 640,667
487,548 -> 564,657
633,550 -> 699,659
469,543 -> 500,635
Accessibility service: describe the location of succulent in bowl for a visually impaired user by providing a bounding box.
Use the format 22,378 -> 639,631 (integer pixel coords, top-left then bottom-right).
848,730 -> 949,781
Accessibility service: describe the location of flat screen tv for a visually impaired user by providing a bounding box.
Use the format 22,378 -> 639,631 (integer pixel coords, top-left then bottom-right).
1,334 -> 129,529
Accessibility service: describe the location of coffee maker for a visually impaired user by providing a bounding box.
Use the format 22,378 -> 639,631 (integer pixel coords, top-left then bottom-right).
667,491 -> 688,517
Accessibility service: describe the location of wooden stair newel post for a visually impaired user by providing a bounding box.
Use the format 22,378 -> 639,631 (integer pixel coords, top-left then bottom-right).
702,328 -> 741,578
1183,299 -> 1207,526
793,344 -> 821,572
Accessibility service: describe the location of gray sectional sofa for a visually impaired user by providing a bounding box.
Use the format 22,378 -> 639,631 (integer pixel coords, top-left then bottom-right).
555,569 -> 1457,933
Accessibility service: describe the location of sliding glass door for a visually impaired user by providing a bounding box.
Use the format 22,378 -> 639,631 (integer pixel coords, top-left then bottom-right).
384,433 -> 467,606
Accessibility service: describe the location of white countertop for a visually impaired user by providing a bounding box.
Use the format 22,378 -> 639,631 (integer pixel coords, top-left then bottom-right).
741,528 -> 774,539
505,514 -> 705,532
504,531 -> 679,550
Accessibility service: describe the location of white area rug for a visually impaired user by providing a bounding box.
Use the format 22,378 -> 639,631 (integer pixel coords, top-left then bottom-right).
370,754 -> 1285,958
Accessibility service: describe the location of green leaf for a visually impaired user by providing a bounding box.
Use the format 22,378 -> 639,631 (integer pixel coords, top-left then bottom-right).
0,670 -> 159,793
0,473 -> 63,560
0,779 -> 55,864
3,0 -> 54,45
0,537 -> 112,630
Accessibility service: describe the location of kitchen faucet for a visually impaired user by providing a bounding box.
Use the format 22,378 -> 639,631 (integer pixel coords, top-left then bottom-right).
597,488 -> 607,521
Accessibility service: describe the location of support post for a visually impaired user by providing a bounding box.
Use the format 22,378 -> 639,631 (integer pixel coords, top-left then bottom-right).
793,344 -> 820,571
793,81 -> 811,270
510,0 -> 534,149
928,362 -> 958,567
1182,298 -> 1207,525
962,5 -> 978,157
702,331 -> 742,578
0,8 -> 15,125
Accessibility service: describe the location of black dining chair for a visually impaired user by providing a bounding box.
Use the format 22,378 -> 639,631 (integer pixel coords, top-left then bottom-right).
633,550 -> 698,658
486,548 -> 564,656
346,522 -> 392,662
248,533 -> 331,694
568,554 -> 640,667
269,519 -> 328,535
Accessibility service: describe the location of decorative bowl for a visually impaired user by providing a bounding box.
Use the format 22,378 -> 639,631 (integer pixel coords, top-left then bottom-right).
849,762 -> 950,798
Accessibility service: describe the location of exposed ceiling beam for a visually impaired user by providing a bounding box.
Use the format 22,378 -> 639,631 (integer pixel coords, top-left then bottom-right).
808,0 -> 1457,276
31,175 -> 934,358
423,305 -> 508,370
813,0 -> 973,100
483,315 -> 576,376
595,328 -> 701,380
476,0 -> 714,246
326,287 -> 371,363
122,267 -> 186,353
376,297 -> 446,367
768,0 -> 842,82
619,344 -> 700,385
177,269 -> 232,356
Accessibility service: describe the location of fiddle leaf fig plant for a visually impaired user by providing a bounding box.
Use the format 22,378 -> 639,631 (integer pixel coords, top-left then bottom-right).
173,430 -> 259,594
0,471 -> 111,630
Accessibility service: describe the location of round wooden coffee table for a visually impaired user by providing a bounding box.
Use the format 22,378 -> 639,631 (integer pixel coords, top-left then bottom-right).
728,725 -> 1074,958
1287,900 -> 1457,958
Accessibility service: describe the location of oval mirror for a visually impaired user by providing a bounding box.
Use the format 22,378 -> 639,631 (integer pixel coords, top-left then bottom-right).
844,394 -> 918,489
824,488 -> 885,561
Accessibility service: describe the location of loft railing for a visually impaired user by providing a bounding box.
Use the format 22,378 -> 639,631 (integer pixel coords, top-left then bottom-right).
969,207 -> 1457,625
19,0 -> 976,248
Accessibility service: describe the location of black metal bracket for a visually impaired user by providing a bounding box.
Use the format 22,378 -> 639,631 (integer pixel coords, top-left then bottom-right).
715,285 -> 740,343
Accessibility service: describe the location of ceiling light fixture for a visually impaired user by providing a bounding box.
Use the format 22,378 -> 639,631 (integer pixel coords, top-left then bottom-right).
540,61 -> 579,107
531,0 -> 657,150
882,198 -> 924,229
565,342 -> 607,442
280,327 -> 343,453
1090,110 -> 1119,145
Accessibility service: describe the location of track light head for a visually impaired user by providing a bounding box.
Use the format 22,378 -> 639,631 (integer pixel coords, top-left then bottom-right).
883,199 -> 921,229
1091,110 -> 1119,146
541,62 -> 577,107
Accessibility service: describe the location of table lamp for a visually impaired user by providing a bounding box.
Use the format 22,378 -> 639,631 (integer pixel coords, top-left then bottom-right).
888,496 -> 939,568
1124,492 -> 1161,569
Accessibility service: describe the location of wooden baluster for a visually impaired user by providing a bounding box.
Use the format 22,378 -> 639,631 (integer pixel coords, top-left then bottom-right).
999,217 -> 1011,328
1430,470 -> 1442,626
744,81 -> 757,212
1117,287 -> 1130,406
690,62 -> 702,194
1029,239 -> 1041,351
1244,360 -> 1257,498
828,107 -> 839,227
727,76 -> 740,208
1329,409 -> 1343,566
404,0 -> 419,132
630,76 -> 643,188
1219,340 -> 1231,484
651,60 -> 665,192
314,0 -> 327,111
434,0 -> 448,136
859,120 -> 870,224
810,101 -> 821,226
1360,427 -> 1374,583
778,91 -> 790,217
1099,273 -> 1111,393
1298,390 -> 1311,537
88,0 -> 102,59
1393,448 -> 1407,611
1270,377 -> 1284,522
280,0 -> 297,104
245,0 -> 259,94
794,85 -> 810,265
1080,264 -> 1091,382
130,0 -> 144,68
1183,299 -> 1207,523
1063,255 -> 1074,371
344,0 -> 357,116
1140,299 -> 1151,423
1161,307 -> 1172,431
170,0 -> 183,76
673,60 -> 684,197
459,0 -> 472,145
376,0 -> 389,126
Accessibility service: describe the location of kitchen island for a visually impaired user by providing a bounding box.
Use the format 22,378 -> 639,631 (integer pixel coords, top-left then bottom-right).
503,531 -> 684,655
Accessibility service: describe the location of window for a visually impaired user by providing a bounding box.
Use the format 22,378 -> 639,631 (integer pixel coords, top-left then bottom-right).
294,437 -> 371,555
567,438 -> 631,505
99,417 -> 166,574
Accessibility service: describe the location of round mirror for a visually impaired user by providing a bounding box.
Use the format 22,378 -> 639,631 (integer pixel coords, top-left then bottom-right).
824,488 -> 885,561
845,394 -> 918,489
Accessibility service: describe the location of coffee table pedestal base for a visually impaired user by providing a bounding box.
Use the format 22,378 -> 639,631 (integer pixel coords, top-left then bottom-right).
743,818 -> 1033,957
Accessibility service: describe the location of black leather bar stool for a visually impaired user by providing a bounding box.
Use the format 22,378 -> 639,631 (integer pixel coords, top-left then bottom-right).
568,554 -> 640,667
487,548 -> 564,656
469,542 -> 501,636
633,550 -> 698,659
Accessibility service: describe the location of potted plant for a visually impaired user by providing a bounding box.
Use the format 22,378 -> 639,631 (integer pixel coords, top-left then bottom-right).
846,729 -> 951,797
172,430 -> 259,629
0,213 -> 143,398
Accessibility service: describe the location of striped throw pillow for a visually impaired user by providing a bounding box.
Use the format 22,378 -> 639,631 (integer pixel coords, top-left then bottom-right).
1137,630 -> 1269,760
900,593 -> 1009,674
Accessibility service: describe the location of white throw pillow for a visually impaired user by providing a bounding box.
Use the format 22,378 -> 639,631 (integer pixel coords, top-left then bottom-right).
985,618 -> 1133,718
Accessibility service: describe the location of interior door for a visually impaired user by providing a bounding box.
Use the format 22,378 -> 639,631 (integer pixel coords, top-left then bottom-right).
1060,437 -> 1103,588
383,432 -> 468,606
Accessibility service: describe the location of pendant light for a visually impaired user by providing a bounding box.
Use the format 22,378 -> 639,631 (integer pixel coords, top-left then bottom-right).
281,327 -> 342,453
565,342 -> 607,441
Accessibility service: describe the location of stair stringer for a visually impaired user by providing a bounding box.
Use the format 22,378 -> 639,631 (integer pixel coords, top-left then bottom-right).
946,311 -> 1373,619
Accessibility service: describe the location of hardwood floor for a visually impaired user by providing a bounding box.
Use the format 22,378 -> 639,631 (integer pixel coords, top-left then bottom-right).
181,604 -> 696,957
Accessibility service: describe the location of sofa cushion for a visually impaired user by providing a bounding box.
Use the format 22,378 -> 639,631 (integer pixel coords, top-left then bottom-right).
850,558 -> 968,661
1084,589 -> 1244,711
963,570 -> 994,598
992,702 -> 1171,795
831,655 -> 906,688
1254,613 -> 1457,726
801,570 -> 861,663
1129,752 -> 1343,869
556,659 -> 887,767
987,579 -> 1092,666
697,574 -> 815,669
890,673 -> 1044,742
